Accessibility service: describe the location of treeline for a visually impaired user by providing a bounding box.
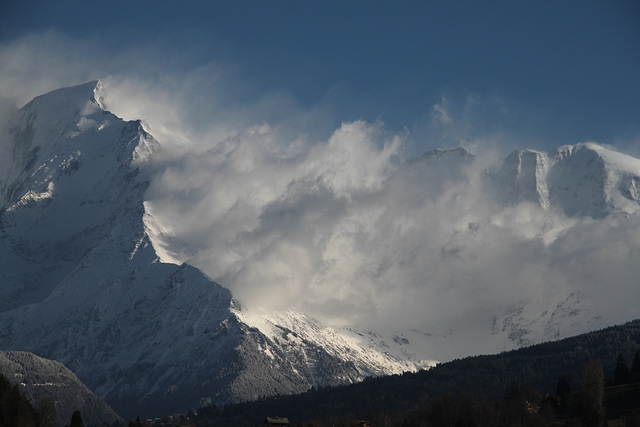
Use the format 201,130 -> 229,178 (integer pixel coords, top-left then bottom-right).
402,357 -> 640,427
185,319 -> 640,427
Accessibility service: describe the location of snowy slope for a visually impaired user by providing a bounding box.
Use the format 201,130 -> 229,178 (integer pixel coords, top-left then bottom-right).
493,143 -> 640,217
0,82 -> 429,418
2,82 -> 640,420
235,308 -> 436,378
0,81 -> 157,311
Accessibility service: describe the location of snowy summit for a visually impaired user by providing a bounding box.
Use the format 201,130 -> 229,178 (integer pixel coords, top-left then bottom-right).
1,82 -> 640,418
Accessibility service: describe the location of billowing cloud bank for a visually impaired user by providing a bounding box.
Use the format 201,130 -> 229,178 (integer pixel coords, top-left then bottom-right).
2,32 -> 639,343
143,117 -> 640,339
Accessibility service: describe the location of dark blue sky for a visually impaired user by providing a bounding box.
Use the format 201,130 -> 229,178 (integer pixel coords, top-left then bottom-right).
2,0 -> 639,154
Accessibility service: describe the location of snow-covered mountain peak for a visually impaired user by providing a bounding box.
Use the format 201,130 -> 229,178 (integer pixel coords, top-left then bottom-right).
23,80 -> 100,112
0,81 -> 164,310
408,146 -> 475,165
15,81 -> 105,143
2,83 -> 640,418
575,142 -> 640,174
1,81 -> 158,206
92,80 -> 108,110
4,82 -> 438,417
544,143 -> 640,217
491,142 -> 640,217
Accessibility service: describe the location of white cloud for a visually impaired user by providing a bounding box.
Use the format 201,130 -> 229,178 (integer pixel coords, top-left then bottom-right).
431,95 -> 453,126
0,32 -> 102,106
2,31 -> 640,351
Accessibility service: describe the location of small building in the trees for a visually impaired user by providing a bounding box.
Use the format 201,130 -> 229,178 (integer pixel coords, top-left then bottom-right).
265,416 -> 289,426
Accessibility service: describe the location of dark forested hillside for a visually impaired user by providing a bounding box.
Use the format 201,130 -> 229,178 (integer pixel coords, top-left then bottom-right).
188,319 -> 640,426
0,373 -> 42,427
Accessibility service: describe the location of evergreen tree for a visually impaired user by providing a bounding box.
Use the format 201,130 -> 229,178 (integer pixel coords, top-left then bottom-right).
429,393 -> 459,426
631,349 -> 640,383
36,397 -> 58,427
555,376 -> 572,414
614,353 -> 630,385
0,373 -> 39,427
577,359 -> 605,427
501,381 -> 536,426
69,409 -> 84,427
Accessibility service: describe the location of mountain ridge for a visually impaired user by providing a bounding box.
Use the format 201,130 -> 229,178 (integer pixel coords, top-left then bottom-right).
183,317 -> 640,427
0,82 -> 430,418
492,142 -> 640,217
1,82 -> 639,418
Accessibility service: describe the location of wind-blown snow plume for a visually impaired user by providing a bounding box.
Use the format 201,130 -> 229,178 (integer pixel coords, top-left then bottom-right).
1,33 -> 639,354
143,120 -> 640,348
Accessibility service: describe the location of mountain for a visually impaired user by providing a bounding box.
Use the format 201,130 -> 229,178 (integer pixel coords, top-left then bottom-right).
0,350 -> 122,426
484,143 -> 640,348
0,82 -> 428,419
492,144 -> 640,217
183,318 -> 640,427
407,143 -> 640,219
1,82 -> 639,419
405,144 -> 640,352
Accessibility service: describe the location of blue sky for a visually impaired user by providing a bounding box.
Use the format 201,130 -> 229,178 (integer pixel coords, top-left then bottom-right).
2,0 -> 639,156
